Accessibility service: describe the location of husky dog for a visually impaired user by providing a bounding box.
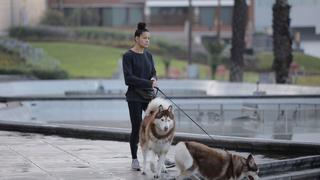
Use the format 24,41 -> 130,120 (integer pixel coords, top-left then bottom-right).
139,97 -> 175,178
175,141 -> 259,180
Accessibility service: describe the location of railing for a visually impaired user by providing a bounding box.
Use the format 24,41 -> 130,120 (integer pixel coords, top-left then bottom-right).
174,103 -> 320,140
1,95 -> 320,142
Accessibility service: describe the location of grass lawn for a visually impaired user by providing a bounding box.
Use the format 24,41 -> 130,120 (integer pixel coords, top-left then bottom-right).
255,52 -> 320,86
30,42 -> 208,79
256,52 -> 320,73
296,75 -> 320,86
215,70 -> 259,83
9,41 -> 319,85
31,42 -> 124,78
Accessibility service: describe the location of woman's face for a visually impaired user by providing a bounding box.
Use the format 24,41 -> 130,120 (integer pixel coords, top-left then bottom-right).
136,31 -> 150,48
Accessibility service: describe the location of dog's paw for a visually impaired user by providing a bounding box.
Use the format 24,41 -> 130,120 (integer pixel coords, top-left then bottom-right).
161,165 -> 168,173
161,169 -> 168,173
161,166 -> 168,173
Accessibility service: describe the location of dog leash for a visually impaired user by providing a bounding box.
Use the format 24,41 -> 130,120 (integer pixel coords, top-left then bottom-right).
155,87 -> 216,142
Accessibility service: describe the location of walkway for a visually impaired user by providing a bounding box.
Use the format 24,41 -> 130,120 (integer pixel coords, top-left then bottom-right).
0,130 -> 178,180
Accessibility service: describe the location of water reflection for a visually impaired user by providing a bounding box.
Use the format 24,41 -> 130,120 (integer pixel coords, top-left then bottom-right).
0,98 -> 319,143
176,103 -> 320,142
273,110 -> 293,140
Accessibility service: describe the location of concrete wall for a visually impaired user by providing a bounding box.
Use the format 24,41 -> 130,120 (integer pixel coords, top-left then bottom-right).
0,0 -> 12,35
0,0 -> 47,36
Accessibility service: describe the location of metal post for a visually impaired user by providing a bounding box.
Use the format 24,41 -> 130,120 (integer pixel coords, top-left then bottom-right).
216,0 -> 221,41
220,104 -> 224,121
298,104 -> 301,122
11,0 -> 14,26
187,0 -> 193,65
58,0 -> 64,11
315,104 -> 317,121
284,110 -> 287,134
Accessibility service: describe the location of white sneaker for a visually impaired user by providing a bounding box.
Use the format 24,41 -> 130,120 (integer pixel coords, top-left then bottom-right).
131,159 -> 141,171
164,159 -> 175,168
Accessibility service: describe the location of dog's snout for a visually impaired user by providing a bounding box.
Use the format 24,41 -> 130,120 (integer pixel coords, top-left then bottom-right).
164,126 -> 168,131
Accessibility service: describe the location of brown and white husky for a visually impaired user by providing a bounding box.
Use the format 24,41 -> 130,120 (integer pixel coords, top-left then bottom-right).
139,97 -> 175,178
175,141 -> 259,180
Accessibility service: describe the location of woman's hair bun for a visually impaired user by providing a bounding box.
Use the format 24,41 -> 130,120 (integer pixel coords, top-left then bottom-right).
137,22 -> 146,30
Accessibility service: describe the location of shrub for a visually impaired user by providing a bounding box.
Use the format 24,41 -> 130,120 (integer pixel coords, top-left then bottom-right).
66,9 -> 100,26
30,68 -> 68,79
40,9 -> 66,26
9,26 -> 74,40
0,38 -> 68,79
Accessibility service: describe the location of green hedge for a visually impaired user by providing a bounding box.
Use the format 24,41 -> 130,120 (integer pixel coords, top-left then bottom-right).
9,26 -> 74,40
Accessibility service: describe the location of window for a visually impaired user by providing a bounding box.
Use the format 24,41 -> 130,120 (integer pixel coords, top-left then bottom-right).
102,7 -> 143,27
220,7 -> 232,26
199,7 -> 215,28
128,7 -> 143,26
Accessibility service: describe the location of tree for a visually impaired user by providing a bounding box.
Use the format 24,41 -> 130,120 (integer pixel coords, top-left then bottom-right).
272,0 -> 293,84
40,9 -> 66,26
203,41 -> 224,79
162,55 -> 171,78
230,0 -> 248,82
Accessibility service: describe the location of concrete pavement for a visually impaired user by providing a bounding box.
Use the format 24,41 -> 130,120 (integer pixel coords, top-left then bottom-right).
1,128 -> 320,180
0,130 -> 178,180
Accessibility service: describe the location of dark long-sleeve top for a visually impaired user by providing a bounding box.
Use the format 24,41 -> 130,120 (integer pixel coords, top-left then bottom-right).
122,49 -> 157,102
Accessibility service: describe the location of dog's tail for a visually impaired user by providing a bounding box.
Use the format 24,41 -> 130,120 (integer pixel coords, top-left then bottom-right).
145,97 -> 172,116
175,142 -> 194,172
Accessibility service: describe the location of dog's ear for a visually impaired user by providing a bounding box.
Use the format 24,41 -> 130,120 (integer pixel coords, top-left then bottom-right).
246,154 -> 258,171
167,105 -> 174,119
168,105 -> 173,113
158,105 -> 163,112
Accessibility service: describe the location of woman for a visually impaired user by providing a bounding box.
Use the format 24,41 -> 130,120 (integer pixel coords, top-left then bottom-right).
122,22 -> 158,171
123,22 -> 175,171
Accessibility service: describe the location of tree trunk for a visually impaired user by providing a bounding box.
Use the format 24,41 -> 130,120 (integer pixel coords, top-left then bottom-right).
272,0 -> 293,84
230,0 -> 248,82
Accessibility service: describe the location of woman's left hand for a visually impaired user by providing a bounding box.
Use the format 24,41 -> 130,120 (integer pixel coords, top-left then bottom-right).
151,78 -> 157,89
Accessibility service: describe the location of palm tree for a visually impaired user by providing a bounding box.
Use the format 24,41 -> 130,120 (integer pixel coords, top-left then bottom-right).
230,0 -> 248,82
272,0 -> 293,84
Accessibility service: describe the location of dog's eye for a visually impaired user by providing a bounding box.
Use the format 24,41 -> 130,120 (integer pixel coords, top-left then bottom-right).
161,119 -> 164,121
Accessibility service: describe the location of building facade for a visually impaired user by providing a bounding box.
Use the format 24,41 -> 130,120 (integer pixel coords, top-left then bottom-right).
47,0 -> 255,47
48,0 -> 254,35
48,0 -> 145,27
145,0 -> 235,32
0,0 -> 47,35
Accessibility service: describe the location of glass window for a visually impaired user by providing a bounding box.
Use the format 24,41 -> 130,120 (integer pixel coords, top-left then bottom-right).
112,7 -> 127,27
220,7 -> 233,26
150,7 -> 188,25
102,8 -> 112,26
128,7 -> 143,26
199,7 -> 215,28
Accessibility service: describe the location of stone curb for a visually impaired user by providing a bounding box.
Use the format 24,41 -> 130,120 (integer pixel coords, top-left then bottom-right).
262,168 -> 320,180
258,155 -> 320,177
0,120 -> 320,155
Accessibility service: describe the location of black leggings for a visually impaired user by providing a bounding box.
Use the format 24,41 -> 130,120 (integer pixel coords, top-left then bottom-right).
127,101 -> 149,159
